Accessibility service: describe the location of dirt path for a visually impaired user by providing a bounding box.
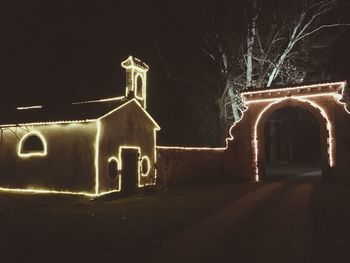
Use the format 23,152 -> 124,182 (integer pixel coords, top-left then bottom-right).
151,174 -> 320,263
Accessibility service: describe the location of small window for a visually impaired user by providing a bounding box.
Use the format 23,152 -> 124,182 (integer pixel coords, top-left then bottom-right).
140,156 -> 150,177
18,132 -> 47,157
108,158 -> 119,180
135,74 -> 143,98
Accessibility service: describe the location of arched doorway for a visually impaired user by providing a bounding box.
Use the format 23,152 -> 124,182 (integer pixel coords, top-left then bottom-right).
264,106 -> 321,181
253,98 -> 332,182
225,82 -> 350,183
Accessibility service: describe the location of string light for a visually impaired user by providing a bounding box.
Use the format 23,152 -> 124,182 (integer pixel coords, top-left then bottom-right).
71,96 -> 124,105
0,56 -> 160,197
140,156 -> 151,177
18,131 -> 47,158
108,157 -> 121,192
16,105 -> 42,110
252,96 -> 334,182
121,56 -> 149,109
156,146 -> 226,151
94,120 -> 101,195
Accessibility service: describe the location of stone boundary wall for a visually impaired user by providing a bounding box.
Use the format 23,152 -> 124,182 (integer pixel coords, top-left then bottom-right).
156,147 -> 226,188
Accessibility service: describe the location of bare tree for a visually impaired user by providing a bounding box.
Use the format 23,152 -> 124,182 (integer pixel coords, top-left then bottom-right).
246,0 -> 260,87
199,0 -> 349,131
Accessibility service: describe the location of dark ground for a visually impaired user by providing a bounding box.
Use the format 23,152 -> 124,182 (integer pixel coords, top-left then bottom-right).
1,167 -> 350,263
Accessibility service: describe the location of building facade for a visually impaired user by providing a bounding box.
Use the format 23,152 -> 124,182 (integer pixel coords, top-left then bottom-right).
0,56 -> 159,197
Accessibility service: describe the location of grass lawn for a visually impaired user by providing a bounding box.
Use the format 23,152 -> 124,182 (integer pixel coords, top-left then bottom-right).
0,182 -> 259,262
0,179 -> 350,262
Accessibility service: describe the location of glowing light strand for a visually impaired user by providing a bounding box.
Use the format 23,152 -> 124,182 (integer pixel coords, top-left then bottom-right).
245,92 -> 342,104
18,131 -> 47,158
16,105 -> 43,110
241,81 -> 345,96
94,120 -> 101,195
156,146 -> 226,151
0,187 -> 119,197
0,119 -> 95,128
335,82 -> 350,115
252,97 -> 334,182
71,96 -> 124,105
118,146 -> 141,188
98,99 -> 160,130
108,156 -> 121,192
140,156 -> 151,177
0,56 -> 160,197
121,56 -> 149,109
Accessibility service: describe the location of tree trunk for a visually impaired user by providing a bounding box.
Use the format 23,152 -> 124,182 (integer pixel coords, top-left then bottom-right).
228,87 -> 240,122
267,50 -> 288,87
246,0 -> 259,88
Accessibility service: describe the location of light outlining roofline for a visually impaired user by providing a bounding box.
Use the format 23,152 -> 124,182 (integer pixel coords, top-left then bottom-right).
150,82 -> 348,152
71,96 -> 125,105
121,65 -> 149,73
0,99 -> 159,196
98,99 -> 160,130
0,119 -> 96,128
245,92 -> 341,104
241,81 -> 346,96
18,131 -> 47,158
121,55 -> 149,72
16,105 -> 43,110
108,156 -> 121,192
156,146 -> 226,151
0,99 -> 158,129
252,97 -> 334,182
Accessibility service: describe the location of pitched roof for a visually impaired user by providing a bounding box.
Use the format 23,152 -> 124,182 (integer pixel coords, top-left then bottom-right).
121,56 -> 149,71
0,97 -> 128,126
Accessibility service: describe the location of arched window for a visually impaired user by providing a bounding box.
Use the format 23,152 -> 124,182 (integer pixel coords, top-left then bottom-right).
140,156 -> 150,177
108,157 -> 120,180
135,74 -> 144,99
18,131 -> 47,157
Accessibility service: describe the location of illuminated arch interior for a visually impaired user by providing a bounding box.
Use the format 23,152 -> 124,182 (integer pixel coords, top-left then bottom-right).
140,156 -> 150,177
18,131 -> 47,157
108,157 -> 120,180
253,97 -> 332,182
263,106 -> 321,178
135,74 -> 144,99
107,156 -> 121,192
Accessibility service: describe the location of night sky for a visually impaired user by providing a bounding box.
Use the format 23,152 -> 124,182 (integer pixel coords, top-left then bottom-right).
0,0 -> 349,146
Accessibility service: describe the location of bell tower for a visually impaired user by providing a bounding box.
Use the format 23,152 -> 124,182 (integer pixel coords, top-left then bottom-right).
121,56 -> 149,109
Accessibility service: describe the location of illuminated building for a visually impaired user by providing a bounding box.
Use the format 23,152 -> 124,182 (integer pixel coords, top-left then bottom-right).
226,81 -> 350,182
0,56 -> 160,197
157,81 -> 350,185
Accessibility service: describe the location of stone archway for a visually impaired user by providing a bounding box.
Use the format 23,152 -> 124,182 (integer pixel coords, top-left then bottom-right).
253,98 -> 330,181
225,82 -> 350,183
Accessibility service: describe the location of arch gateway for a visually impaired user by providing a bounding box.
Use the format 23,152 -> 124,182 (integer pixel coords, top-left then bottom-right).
224,81 -> 350,182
